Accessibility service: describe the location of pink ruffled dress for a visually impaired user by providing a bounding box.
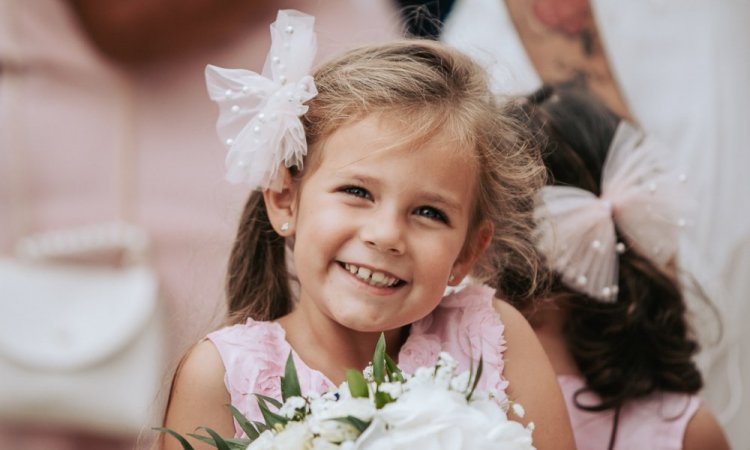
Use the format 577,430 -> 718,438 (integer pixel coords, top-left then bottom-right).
558,374 -> 701,450
207,284 -> 508,438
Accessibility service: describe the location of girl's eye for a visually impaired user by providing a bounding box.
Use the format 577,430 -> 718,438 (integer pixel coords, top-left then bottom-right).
341,186 -> 371,200
414,206 -> 449,224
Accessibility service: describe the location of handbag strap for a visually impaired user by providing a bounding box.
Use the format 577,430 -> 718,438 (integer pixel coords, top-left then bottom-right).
2,48 -> 146,262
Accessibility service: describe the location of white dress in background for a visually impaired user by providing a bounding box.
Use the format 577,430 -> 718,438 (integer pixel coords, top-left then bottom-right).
443,1 -> 750,448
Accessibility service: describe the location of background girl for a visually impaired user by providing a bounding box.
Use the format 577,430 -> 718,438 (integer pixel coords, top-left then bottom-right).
514,83 -> 730,450
162,11 -> 574,450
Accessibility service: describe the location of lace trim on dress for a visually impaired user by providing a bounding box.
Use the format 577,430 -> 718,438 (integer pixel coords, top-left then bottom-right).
398,284 -> 509,398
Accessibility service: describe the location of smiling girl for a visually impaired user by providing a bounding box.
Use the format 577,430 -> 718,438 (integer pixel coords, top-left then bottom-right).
161,10 -> 574,450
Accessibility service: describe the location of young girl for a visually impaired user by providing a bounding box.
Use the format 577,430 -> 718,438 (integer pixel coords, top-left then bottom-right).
162,10 -> 575,450
514,84 -> 730,450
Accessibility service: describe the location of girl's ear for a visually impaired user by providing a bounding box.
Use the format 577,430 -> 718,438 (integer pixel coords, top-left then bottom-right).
449,221 -> 494,286
262,168 -> 298,236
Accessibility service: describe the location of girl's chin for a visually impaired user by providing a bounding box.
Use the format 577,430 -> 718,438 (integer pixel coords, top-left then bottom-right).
335,313 -> 421,337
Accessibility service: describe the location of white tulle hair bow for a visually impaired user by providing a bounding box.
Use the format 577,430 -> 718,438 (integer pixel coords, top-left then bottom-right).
534,122 -> 692,302
205,10 -> 318,191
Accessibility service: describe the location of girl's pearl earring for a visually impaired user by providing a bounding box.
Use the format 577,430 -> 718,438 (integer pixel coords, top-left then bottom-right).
280,222 -> 289,232
449,273 -> 456,282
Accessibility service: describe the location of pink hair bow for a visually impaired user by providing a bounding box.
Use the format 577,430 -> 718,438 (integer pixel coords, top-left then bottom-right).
534,122 -> 691,302
205,10 -> 318,191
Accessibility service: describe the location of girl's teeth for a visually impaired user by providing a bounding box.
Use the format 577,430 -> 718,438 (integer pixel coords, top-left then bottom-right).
357,268 -> 371,280
344,263 -> 399,287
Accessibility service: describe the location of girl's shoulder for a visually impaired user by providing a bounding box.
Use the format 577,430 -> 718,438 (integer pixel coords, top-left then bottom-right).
162,339 -> 235,445
683,405 -> 731,450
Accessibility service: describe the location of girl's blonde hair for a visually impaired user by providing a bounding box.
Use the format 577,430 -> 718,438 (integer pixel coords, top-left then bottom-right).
226,39 -> 546,324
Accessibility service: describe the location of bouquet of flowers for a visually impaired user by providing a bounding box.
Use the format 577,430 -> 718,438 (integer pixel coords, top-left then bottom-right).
158,334 -> 535,450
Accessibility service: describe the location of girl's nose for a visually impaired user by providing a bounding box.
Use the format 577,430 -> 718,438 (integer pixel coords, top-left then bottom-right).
359,209 -> 406,255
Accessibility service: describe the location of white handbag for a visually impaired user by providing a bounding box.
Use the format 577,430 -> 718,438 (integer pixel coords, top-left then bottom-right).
0,222 -> 167,437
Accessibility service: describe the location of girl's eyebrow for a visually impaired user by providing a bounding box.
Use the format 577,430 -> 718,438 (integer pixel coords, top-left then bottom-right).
333,172 -> 379,186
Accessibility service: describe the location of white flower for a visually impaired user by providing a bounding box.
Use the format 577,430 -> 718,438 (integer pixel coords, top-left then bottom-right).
485,420 -> 536,450
308,396 -> 375,443
246,430 -> 275,450
449,371 -> 471,393
311,436 -> 344,450
272,421 -> 313,450
310,419 -> 360,444
436,352 -> 458,372
408,366 -> 435,387
279,396 -> 307,419
377,382 -> 403,399
310,396 -> 374,422
362,365 -> 374,382
354,384 -> 535,450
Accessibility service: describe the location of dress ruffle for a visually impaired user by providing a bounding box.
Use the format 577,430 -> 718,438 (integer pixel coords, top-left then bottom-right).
398,284 -> 508,397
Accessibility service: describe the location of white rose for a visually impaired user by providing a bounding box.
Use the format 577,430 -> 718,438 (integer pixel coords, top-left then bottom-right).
354,385 -> 535,450
309,397 -> 374,443
311,436 -> 344,450
486,420 -> 536,450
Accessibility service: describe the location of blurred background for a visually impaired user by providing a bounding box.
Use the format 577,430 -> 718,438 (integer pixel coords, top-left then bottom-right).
1,0 -> 748,449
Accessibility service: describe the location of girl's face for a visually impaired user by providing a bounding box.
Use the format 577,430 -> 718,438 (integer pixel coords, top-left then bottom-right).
279,114 -> 487,334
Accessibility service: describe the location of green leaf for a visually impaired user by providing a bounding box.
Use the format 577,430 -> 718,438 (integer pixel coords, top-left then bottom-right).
467,354 -> 475,384
330,416 -> 372,433
384,353 -> 405,383
194,427 -> 231,450
374,391 -> 392,409
281,352 -> 302,401
467,355 -> 483,401
188,433 -> 249,450
153,427 -> 196,450
186,432 -> 219,448
227,404 -> 259,440
255,395 -> 288,428
253,421 -> 270,433
255,394 -> 282,409
372,333 -> 386,384
224,438 -> 254,450
346,369 -> 370,398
